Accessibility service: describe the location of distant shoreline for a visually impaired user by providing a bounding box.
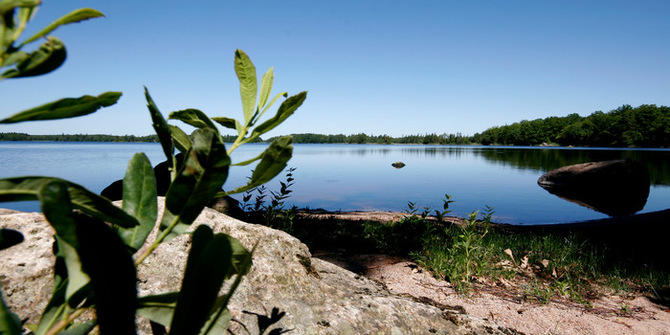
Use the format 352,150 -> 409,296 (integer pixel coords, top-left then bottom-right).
2,132 -> 669,149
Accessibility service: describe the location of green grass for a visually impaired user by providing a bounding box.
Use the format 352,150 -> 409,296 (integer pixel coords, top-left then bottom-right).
242,188 -> 669,305
408,212 -> 669,304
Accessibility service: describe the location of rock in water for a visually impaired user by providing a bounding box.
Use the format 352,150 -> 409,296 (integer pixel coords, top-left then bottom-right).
0,200 -> 518,334
392,161 -> 406,169
538,159 -> 650,216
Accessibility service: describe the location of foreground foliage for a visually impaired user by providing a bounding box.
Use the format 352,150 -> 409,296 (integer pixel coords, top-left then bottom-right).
0,2 -> 306,333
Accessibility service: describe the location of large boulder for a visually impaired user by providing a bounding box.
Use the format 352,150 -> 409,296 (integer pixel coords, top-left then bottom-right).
0,201 -> 519,334
537,159 -> 650,216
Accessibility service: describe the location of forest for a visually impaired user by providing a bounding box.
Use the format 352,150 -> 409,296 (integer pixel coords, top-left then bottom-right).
475,104 -> 670,147
268,132 -> 472,145
0,133 -> 253,143
0,133 -> 159,142
2,104 -> 669,147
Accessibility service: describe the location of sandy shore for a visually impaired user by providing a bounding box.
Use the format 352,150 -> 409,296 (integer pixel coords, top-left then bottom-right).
315,252 -> 670,335
303,210 -> 670,334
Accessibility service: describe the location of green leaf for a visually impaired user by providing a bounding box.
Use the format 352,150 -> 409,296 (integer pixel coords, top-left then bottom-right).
0,177 -> 139,228
168,125 -> 192,153
160,128 -> 230,240
212,116 -> 244,137
0,228 -> 23,250
55,239 -> 90,308
136,292 -> 180,328
245,68 -> 278,129
1,50 -> 28,67
74,214 -> 137,335
248,91 -> 288,131
39,181 -> 79,246
230,151 -> 263,167
211,116 -> 238,131
201,241 -> 255,335
39,181 -> 91,306
169,225 -> 233,335
0,0 -> 40,15
34,278 -> 68,334
225,136 -> 292,195
234,49 -> 257,125
145,87 -> 175,170
57,321 -> 97,335
250,136 -> 293,186
1,36 -> 66,79
258,67 -> 274,110
119,153 -> 157,251
199,308 -> 231,335
0,288 -> 22,335
260,91 -> 288,114
169,109 -> 219,134
0,91 -> 121,123
19,8 -> 104,47
249,92 -> 306,140
138,291 -> 232,334
224,234 -> 253,277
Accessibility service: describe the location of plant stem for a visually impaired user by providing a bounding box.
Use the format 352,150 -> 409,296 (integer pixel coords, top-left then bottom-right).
134,213 -> 182,265
44,308 -> 88,335
227,133 -> 246,155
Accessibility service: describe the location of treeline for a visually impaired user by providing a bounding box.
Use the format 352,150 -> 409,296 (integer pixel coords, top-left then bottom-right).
0,133 -> 262,143
0,133 -> 160,142
476,104 -> 670,147
4,104 -> 669,147
270,132 -> 474,145
271,104 -> 670,147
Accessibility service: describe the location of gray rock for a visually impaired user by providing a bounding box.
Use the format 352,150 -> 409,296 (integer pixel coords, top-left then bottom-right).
207,195 -> 245,219
538,159 -> 650,216
0,201 -> 519,334
0,209 -> 55,324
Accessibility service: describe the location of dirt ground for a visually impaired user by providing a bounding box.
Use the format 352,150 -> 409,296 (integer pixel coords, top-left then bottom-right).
315,252 -> 670,335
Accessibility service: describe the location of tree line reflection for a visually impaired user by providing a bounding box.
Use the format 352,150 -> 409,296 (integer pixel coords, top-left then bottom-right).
316,145 -> 670,186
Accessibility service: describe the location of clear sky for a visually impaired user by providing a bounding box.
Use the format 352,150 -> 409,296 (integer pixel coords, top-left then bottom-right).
2,1 -> 670,138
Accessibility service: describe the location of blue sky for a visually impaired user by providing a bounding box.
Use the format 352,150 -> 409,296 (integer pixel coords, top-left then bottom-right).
2,1 -> 669,137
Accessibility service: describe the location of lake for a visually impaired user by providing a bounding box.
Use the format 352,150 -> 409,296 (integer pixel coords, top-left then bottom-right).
1,142 -> 669,224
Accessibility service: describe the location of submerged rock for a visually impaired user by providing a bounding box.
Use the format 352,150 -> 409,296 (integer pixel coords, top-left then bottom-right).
0,199 -> 518,334
538,159 -> 650,216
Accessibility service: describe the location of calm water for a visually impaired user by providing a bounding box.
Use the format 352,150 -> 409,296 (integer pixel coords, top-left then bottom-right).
1,142 -> 669,224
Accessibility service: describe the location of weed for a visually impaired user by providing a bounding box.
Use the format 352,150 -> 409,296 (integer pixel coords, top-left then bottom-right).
243,167 -> 298,233
434,194 -> 454,222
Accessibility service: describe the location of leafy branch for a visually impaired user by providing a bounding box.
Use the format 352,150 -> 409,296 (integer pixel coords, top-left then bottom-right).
0,3 -> 307,332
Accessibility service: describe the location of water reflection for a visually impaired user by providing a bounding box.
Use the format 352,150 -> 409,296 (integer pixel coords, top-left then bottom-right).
474,147 -> 670,186
284,145 -> 670,223
400,146 -> 469,157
